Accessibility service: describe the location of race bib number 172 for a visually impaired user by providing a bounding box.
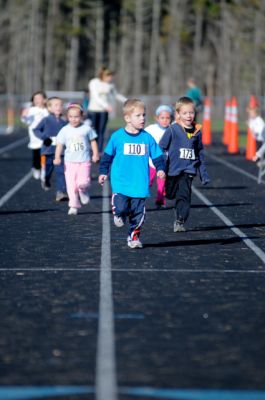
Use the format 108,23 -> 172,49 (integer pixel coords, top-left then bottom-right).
124,143 -> 146,156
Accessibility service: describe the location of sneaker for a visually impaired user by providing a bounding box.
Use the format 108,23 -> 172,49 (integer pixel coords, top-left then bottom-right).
114,215 -> 125,227
127,237 -> 143,249
41,181 -> 51,191
56,191 -> 68,202
173,220 -> 186,232
79,191 -> 90,205
68,207 -> 78,215
32,168 -> 41,180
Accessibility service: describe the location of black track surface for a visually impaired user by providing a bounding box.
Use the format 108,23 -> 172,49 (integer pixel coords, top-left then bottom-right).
0,130 -> 265,400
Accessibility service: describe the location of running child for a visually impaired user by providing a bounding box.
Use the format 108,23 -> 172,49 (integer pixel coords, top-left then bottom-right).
159,96 -> 210,232
145,105 -> 173,208
33,97 -> 68,201
98,98 -> 166,249
246,103 -> 265,162
53,103 -> 99,215
21,91 -> 49,179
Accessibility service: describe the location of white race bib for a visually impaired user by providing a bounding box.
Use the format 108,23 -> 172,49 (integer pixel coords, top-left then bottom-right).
69,138 -> 85,152
124,143 -> 146,156
179,148 -> 195,160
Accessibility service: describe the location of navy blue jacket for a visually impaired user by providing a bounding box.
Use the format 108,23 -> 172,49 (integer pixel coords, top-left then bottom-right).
33,113 -> 67,155
159,123 -> 210,184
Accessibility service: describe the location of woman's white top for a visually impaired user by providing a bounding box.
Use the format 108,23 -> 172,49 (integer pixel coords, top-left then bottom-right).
87,78 -> 126,112
21,106 -> 49,149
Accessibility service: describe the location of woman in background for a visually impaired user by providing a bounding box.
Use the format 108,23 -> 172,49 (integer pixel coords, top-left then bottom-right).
87,66 -> 126,154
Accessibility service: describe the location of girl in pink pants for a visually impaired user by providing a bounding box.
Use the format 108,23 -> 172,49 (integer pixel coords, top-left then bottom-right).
64,161 -> 91,209
54,104 -> 99,215
145,105 -> 173,208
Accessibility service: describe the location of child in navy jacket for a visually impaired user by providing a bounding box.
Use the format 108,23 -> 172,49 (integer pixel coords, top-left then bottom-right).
159,96 -> 210,232
34,97 -> 68,201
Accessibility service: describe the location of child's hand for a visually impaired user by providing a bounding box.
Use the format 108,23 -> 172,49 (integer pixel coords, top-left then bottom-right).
53,158 -> 61,166
157,170 -> 166,179
252,154 -> 259,162
92,153 -> 100,163
98,174 -> 107,185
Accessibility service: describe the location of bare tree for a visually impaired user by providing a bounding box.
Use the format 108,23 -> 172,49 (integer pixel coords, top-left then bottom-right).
65,0 -> 81,91
148,0 -> 161,94
44,0 -> 59,90
94,1 -> 104,74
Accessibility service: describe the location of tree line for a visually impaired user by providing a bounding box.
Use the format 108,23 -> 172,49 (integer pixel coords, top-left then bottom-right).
1,0 -> 264,100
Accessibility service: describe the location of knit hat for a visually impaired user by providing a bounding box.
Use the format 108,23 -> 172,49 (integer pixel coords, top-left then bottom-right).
155,105 -> 173,116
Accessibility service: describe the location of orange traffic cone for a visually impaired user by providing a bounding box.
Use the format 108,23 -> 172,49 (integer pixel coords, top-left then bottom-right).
223,99 -> 231,146
228,96 -> 239,154
246,127 -> 256,160
245,95 -> 258,160
202,97 -> 211,145
249,94 -> 260,109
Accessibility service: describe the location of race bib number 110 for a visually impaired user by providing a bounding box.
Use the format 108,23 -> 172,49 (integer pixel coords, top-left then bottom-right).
124,143 -> 146,156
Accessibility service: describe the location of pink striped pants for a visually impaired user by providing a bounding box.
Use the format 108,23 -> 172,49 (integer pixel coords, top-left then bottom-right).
149,166 -> 166,205
64,161 -> 91,208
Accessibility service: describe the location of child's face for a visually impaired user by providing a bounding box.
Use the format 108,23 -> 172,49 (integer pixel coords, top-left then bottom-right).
156,111 -> 171,128
125,106 -> 146,131
68,108 -> 82,127
176,104 -> 195,128
247,108 -> 258,118
33,94 -> 46,108
49,99 -> 63,117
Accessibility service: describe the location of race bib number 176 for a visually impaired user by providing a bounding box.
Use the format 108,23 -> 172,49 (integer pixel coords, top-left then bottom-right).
124,143 -> 146,156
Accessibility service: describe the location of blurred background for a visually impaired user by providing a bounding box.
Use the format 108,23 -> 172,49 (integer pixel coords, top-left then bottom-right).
0,0 -> 265,131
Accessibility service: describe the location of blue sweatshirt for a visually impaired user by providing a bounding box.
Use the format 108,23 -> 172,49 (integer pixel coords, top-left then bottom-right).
159,123 -> 210,184
33,113 -> 67,155
100,128 -> 165,198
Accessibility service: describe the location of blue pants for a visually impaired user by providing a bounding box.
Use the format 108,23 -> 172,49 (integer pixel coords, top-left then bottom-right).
44,154 -> 67,192
87,111 -> 108,153
112,193 -> 146,239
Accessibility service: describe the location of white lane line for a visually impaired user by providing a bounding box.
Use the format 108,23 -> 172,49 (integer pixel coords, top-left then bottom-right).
208,153 -> 262,184
96,182 -> 118,400
1,268 -> 265,274
0,137 -> 28,155
0,171 -> 32,208
193,186 -> 265,264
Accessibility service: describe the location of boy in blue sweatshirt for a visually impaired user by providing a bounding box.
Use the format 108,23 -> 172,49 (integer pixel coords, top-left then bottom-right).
99,99 -> 166,249
34,97 -> 68,201
159,96 -> 210,232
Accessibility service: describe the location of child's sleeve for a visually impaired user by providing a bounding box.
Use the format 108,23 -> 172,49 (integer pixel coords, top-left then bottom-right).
197,132 -> 210,185
99,135 -> 115,175
159,127 -> 172,151
88,127 -> 98,141
33,118 -> 46,140
149,136 -> 166,172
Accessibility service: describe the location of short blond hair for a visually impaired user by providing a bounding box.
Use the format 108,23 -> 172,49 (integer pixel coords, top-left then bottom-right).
123,98 -> 145,116
175,96 -> 195,113
47,96 -> 62,110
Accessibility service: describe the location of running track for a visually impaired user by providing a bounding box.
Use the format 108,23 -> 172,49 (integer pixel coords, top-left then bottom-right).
0,130 -> 265,400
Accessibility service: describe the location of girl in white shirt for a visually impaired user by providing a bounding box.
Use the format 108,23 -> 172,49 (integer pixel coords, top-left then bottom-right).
87,66 -> 126,153
54,104 -> 99,215
21,91 -> 49,179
